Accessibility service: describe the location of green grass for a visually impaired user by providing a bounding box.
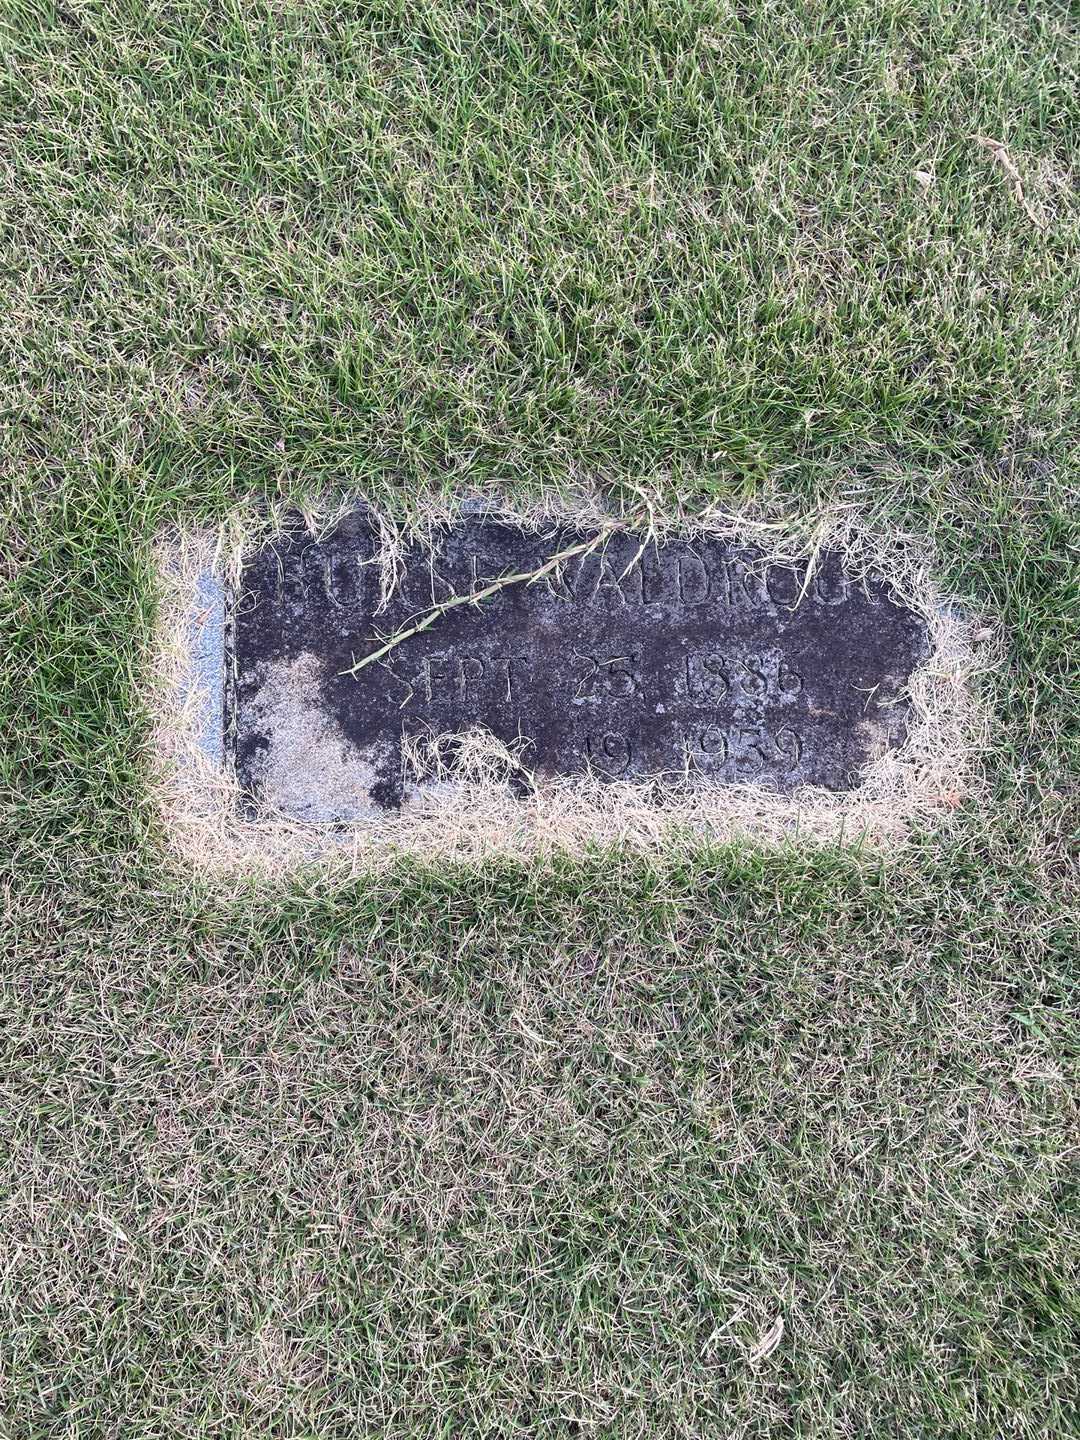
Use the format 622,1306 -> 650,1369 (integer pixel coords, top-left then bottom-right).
2,1 -> 1078,1435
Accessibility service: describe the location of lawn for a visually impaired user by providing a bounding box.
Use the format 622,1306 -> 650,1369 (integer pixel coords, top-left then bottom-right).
2,1 -> 1078,1435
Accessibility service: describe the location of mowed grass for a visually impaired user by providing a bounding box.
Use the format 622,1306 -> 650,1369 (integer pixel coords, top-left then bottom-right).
1,1 -> 1078,1436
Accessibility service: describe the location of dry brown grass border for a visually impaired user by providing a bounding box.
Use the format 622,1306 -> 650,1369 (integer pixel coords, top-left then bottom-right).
147,487 -> 998,878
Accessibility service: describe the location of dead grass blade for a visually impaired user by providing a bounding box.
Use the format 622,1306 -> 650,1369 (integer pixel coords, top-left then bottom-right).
974,136 -> 1043,228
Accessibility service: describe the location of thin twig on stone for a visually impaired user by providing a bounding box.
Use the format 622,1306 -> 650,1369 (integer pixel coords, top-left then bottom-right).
339,524 -> 622,679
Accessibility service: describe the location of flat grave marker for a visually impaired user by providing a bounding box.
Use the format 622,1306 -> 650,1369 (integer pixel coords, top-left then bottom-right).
225,512 -> 930,820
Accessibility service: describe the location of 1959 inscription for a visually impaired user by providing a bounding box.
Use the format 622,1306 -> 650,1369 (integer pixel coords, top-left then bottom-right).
226,511 -> 930,819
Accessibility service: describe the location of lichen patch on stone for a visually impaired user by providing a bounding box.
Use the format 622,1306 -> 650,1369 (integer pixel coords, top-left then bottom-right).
236,653 -> 381,823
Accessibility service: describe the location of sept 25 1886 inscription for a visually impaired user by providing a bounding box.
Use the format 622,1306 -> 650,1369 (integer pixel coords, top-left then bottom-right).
225,512 -> 930,819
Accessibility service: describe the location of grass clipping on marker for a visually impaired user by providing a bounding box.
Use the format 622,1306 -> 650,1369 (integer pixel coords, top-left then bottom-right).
148,494 -> 994,873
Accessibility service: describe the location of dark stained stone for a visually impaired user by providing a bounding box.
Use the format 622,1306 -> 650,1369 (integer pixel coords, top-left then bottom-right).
225,511 -> 930,819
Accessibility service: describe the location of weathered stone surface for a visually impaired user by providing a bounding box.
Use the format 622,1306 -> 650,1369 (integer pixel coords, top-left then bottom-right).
226,512 -> 930,818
